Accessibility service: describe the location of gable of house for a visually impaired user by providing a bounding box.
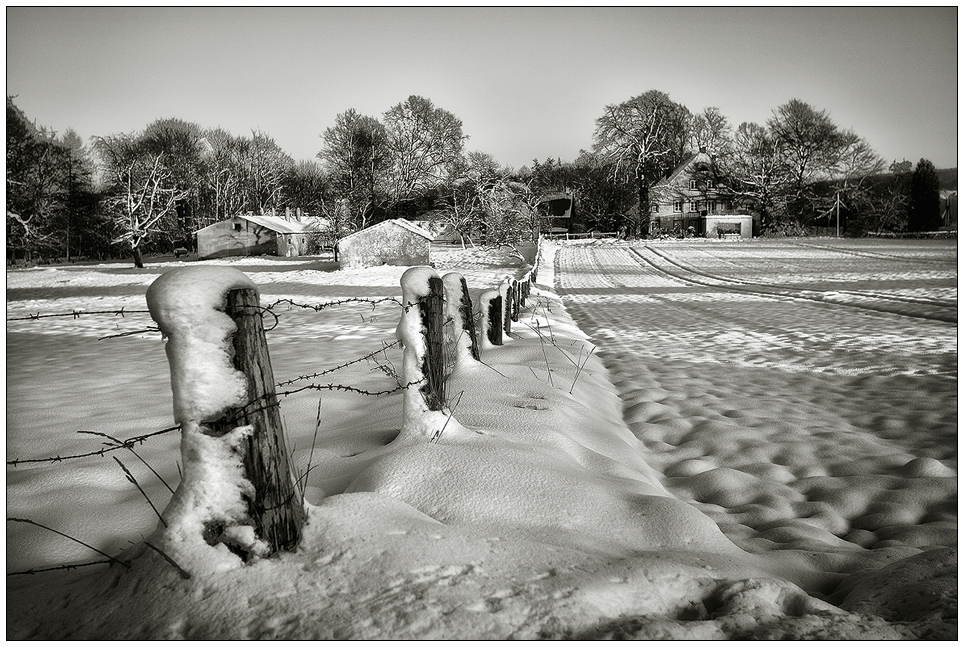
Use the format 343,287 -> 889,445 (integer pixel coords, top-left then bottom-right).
651,150 -> 738,217
647,151 -> 758,237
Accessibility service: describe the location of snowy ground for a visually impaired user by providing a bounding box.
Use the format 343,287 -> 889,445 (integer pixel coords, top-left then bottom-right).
5,238 -> 957,639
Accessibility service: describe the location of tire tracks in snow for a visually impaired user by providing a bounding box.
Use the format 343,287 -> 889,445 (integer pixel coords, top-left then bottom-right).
551,242 -> 957,560
631,245 -> 956,324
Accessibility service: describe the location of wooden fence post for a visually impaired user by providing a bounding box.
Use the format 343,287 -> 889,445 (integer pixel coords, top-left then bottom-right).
443,273 -> 481,362
479,289 -> 503,346
460,276 -> 481,360
207,287 -> 306,556
418,275 -> 446,411
501,279 -> 512,336
511,279 -> 521,322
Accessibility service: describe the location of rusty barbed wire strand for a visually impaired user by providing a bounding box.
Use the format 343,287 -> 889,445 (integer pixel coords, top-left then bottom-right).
276,380 -> 420,399
264,296 -> 405,313
275,340 -> 402,387
7,560 -> 114,577
7,307 -> 150,321
7,425 -> 180,466
98,327 -> 161,341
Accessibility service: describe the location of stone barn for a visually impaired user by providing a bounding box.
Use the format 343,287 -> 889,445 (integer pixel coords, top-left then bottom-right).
197,213 -> 323,260
338,219 -> 434,268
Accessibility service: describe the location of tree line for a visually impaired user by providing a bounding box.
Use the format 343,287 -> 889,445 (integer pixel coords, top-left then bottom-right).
535,91 -> 945,237
6,91 -> 948,267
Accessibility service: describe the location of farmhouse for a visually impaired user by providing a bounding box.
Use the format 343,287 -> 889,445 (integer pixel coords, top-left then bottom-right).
338,218 -> 434,268
196,212 -> 325,260
650,149 -> 758,238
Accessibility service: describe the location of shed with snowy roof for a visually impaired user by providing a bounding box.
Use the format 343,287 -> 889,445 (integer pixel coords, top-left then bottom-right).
338,219 -> 434,268
196,212 -> 326,260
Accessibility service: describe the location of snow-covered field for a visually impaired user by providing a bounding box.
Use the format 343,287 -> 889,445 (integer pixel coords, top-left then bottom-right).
5,238 -> 957,639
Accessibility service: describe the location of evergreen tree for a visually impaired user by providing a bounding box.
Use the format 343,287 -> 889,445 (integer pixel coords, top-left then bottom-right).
908,159 -> 941,232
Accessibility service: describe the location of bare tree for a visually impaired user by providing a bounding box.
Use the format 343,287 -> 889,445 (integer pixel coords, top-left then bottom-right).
94,133 -> 188,267
767,99 -> 842,204
592,90 -> 689,235
383,95 -> 467,202
6,98 -> 73,259
243,130 -> 294,214
689,107 -> 733,162
318,108 -> 388,231
429,176 -> 482,248
820,130 -> 885,230
729,122 -> 793,230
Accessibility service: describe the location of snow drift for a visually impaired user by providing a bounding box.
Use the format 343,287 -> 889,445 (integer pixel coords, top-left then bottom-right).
6,240 -> 956,639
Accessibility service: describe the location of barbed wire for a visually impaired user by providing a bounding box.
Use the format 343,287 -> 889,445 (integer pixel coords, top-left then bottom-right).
275,340 -> 401,387
7,284 -> 510,465
265,296 -> 405,313
7,560 -> 114,577
98,327 -> 161,341
7,306 -> 150,322
277,379 -> 421,399
7,297 -> 400,330
7,425 -> 180,466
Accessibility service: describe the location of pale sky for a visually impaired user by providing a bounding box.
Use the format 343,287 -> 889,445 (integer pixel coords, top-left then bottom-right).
6,6 -> 959,170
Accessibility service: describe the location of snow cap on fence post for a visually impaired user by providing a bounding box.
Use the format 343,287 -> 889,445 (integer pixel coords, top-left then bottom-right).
147,266 -> 257,425
396,266 -> 462,440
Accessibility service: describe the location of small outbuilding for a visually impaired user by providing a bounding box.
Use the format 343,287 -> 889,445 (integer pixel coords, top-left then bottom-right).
705,214 -> 754,239
196,213 -> 325,260
338,219 -> 434,268
537,192 -> 574,234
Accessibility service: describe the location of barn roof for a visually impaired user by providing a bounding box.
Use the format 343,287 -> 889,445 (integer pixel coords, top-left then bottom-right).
341,219 -> 435,242
197,214 -> 325,234
236,214 -> 310,234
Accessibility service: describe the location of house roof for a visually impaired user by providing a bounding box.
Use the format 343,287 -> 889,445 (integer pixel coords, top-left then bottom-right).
340,218 -> 435,242
654,151 -> 712,187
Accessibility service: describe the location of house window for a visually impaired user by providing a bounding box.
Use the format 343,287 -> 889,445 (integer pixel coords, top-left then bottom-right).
673,201 -> 683,213
689,179 -> 697,190
651,203 -> 659,213
709,200 -> 717,213
234,223 -> 243,231
689,202 -> 699,213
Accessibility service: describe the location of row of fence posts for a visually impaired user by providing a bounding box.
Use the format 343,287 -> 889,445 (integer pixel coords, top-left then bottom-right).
410,266 -> 538,413
155,254 -> 540,560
